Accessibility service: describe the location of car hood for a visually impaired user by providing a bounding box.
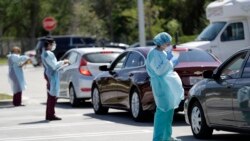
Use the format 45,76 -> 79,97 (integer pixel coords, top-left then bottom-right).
178,41 -> 211,49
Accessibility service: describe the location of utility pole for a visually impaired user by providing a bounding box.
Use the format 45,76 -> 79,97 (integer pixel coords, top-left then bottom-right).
137,0 -> 146,46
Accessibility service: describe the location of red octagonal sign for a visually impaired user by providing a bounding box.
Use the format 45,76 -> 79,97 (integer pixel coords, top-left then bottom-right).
43,17 -> 57,31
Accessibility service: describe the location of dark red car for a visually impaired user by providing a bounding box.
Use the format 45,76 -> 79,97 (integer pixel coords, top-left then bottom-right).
91,47 -> 221,121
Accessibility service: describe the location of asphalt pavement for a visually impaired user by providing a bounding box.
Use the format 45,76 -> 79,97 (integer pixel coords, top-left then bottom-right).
0,65 -> 249,141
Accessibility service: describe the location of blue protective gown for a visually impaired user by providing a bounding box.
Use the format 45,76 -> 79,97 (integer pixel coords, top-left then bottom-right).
41,49 -> 64,97
7,54 -> 29,94
146,48 -> 184,141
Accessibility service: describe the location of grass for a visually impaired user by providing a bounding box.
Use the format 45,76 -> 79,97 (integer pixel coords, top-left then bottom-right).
0,57 -> 7,65
0,93 -> 12,100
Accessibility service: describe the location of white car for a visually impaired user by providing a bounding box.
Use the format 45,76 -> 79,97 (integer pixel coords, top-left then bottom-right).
58,47 -> 124,106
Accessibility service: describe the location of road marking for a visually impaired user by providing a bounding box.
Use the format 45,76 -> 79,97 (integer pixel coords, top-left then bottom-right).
0,113 -> 83,121
0,121 -> 111,131
0,130 -> 152,141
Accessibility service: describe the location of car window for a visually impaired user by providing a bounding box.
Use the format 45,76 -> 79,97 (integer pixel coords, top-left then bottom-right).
55,38 -> 70,46
110,52 -> 128,70
73,38 -> 84,44
68,52 -> 78,64
220,52 -> 247,79
242,54 -> 250,78
124,52 -> 144,68
84,52 -> 120,63
178,49 -> 216,62
221,22 -> 244,41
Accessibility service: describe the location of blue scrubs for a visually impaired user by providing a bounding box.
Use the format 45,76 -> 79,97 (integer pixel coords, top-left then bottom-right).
146,48 -> 184,141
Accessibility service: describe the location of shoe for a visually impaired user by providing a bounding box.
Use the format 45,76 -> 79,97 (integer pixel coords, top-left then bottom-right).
169,137 -> 182,141
46,116 -> 62,121
14,104 -> 25,107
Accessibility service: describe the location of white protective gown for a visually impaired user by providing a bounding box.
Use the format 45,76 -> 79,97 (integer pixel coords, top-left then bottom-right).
7,54 -> 29,94
41,49 -> 64,97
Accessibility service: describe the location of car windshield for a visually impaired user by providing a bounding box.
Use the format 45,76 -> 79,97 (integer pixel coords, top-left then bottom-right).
178,49 -> 216,62
196,22 -> 226,41
84,52 -> 121,63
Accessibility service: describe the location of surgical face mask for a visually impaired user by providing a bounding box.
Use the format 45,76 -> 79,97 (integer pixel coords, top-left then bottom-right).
51,43 -> 56,51
165,45 -> 173,52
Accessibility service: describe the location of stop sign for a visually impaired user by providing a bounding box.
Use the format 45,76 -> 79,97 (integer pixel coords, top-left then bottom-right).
43,17 -> 57,31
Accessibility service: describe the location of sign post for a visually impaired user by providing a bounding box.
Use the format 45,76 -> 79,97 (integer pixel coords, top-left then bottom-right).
43,17 -> 57,35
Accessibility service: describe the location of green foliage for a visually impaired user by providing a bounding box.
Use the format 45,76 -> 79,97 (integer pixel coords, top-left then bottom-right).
0,0 -> 213,46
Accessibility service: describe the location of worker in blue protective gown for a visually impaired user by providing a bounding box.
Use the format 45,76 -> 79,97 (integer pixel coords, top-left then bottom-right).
7,47 -> 30,106
146,32 -> 184,141
41,38 -> 69,121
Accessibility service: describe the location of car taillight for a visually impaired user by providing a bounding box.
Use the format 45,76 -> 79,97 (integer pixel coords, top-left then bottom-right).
79,59 -> 92,76
100,51 -> 113,54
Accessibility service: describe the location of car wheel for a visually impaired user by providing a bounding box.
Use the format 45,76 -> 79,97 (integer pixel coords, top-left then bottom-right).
92,86 -> 108,114
190,101 -> 213,139
130,88 -> 144,121
69,85 -> 80,107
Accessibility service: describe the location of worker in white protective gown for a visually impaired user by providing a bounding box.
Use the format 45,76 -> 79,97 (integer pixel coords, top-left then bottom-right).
7,47 -> 30,106
146,32 -> 184,141
41,38 -> 69,121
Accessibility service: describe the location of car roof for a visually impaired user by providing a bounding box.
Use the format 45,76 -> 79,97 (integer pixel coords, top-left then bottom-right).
126,46 -> 219,59
37,35 -> 94,40
67,47 -> 124,54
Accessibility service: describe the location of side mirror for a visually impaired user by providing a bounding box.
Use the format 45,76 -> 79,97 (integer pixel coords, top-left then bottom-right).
99,65 -> 110,71
203,70 -> 214,79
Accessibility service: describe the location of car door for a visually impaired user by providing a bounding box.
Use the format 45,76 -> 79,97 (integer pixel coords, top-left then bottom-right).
59,51 -> 78,97
205,51 -> 247,126
99,52 -> 129,105
218,21 -> 249,61
115,51 -> 145,108
233,52 -> 250,128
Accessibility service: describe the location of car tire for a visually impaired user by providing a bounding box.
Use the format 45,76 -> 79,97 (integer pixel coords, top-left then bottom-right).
190,101 -> 213,139
92,86 -> 109,114
130,88 -> 144,122
69,85 -> 80,107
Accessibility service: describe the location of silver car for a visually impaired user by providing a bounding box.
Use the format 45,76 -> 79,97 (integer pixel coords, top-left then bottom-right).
58,47 -> 123,106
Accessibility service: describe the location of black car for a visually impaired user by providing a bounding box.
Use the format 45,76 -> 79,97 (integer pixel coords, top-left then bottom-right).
184,48 -> 250,139
35,35 -> 96,65
91,47 -> 220,121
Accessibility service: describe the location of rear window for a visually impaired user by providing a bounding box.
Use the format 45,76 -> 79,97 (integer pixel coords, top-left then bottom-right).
84,52 -> 121,63
178,49 -> 216,62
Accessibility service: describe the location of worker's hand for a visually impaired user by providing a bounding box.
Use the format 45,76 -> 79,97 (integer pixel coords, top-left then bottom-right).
63,59 -> 70,64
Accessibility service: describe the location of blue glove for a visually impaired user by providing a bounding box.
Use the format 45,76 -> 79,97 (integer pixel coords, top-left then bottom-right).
166,50 -> 173,60
171,56 -> 179,67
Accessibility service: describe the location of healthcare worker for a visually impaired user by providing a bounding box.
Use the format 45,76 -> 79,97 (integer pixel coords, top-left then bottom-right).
7,46 -> 30,106
41,38 -> 69,121
146,32 -> 184,141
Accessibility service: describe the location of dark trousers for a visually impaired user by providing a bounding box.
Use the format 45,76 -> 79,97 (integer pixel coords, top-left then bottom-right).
44,74 -> 57,119
13,92 -> 22,106
46,93 -> 57,119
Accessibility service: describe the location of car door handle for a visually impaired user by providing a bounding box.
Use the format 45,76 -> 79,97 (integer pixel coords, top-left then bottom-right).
227,84 -> 233,88
129,73 -> 134,77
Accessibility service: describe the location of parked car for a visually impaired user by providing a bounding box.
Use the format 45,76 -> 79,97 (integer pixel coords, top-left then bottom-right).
184,48 -> 250,139
34,35 -> 96,66
129,40 -> 155,48
91,47 -> 220,121
58,47 -> 124,106
104,42 -> 129,50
